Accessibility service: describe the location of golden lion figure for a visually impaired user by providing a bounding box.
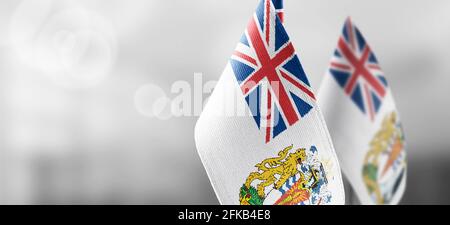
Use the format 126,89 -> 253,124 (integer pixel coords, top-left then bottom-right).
365,112 -> 398,166
244,146 -> 307,198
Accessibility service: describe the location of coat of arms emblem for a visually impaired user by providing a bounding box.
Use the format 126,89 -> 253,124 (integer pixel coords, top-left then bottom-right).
239,145 -> 332,205
362,112 -> 407,204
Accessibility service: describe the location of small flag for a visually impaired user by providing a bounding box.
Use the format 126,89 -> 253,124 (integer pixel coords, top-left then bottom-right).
195,0 -> 345,205
318,18 -> 407,205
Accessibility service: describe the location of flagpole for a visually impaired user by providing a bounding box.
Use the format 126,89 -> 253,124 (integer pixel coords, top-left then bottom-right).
272,0 -> 284,23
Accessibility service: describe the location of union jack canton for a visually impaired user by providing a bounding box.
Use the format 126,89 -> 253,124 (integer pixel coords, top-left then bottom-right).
230,0 -> 316,143
329,18 -> 389,121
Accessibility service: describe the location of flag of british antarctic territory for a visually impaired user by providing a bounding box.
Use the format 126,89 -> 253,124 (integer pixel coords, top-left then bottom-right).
318,18 -> 407,205
195,0 -> 345,205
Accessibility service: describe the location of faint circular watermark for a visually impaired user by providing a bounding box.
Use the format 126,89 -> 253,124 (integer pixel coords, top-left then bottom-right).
9,0 -> 117,89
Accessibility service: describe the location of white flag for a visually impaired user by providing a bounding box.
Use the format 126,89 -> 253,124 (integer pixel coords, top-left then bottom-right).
195,0 -> 345,205
318,18 -> 407,205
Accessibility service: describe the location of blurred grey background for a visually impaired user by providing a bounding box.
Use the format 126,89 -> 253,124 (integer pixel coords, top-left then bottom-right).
0,0 -> 448,204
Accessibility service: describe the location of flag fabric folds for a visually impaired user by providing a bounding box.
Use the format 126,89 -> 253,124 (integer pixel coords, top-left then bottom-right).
317,18 -> 407,205
195,0 -> 345,205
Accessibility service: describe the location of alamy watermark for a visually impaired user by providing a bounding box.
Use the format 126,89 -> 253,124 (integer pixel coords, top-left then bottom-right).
135,72 -> 283,127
